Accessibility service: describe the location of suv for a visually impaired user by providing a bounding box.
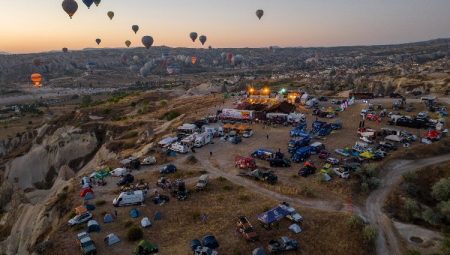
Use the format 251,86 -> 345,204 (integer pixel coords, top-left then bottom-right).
80,237 -> 97,255
68,212 -> 93,226
269,158 -> 291,167
268,236 -> 298,253
160,164 -> 177,174
117,174 -> 134,186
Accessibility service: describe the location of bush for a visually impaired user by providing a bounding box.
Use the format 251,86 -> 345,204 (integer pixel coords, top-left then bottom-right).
127,226 -> 143,241
363,225 -> 378,245
404,198 -> 421,221
347,215 -> 364,229
81,95 -> 92,107
161,111 -> 181,121
95,200 -> 106,206
123,220 -> 134,228
300,186 -> 315,198
441,237 -> 450,255
422,208 -> 441,226
438,201 -> 450,221
403,171 -> 418,182
223,185 -> 233,191
432,178 -> 450,202
159,100 -> 168,107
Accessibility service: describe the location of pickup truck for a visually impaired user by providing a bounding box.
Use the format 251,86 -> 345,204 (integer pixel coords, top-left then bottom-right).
236,216 -> 258,241
268,236 -> 298,253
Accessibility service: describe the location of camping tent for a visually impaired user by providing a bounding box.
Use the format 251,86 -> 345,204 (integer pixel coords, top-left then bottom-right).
87,220 -> 101,233
104,233 -> 120,246
257,206 -> 289,225
253,248 -> 267,255
129,208 -> 140,218
75,206 -> 87,215
80,188 -> 94,198
85,204 -> 95,211
134,240 -> 159,254
289,224 -> 302,234
141,217 -> 152,228
84,192 -> 94,201
103,214 -> 114,223
154,211 -> 162,221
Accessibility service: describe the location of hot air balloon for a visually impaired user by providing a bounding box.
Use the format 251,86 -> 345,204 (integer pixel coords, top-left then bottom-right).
227,53 -> 234,63
31,73 -> 42,88
82,0 -> 94,9
141,36 -> 154,49
125,40 -> 131,48
132,25 -> 139,34
133,56 -> 140,63
129,65 -> 139,73
199,35 -> 207,46
33,58 -> 43,67
107,11 -> 114,20
256,9 -> 264,20
232,54 -> 244,66
189,32 -> 198,42
62,48 -> 68,53
62,0 -> 78,19
93,0 -> 100,6
95,38 -> 101,45
191,56 -> 197,65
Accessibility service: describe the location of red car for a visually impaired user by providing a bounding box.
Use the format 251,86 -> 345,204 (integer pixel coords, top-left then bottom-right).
366,114 -> 381,122
426,130 -> 441,141
318,150 -> 330,159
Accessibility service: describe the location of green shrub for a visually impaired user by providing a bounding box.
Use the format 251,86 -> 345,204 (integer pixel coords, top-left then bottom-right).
347,215 -> 364,229
432,178 -> 450,201
123,220 -> 134,228
403,172 -> 418,182
422,208 -> 441,226
223,185 -> 233,191
127,227 -> 143,241
161,111 -> 181,121
363,225 -> 378,245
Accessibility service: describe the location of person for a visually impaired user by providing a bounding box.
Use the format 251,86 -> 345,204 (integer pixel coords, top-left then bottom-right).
209,151 -> 213,157
266,134 -> 269,140
114,210 -> 118,218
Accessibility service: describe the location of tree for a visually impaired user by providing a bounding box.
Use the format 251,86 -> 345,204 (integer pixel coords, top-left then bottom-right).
432,178 -> 450,202
363,225 -> 378,245
404,198 -> 421,220
438,201 -> 450,221
422,208 -> 441,226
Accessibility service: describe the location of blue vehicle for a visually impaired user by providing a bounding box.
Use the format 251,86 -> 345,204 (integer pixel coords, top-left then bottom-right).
251,149 -> 274,160
288,137 -> 311,153
291,146 -> 312,163
290,128 -> 310,138
330,121 -> 343,130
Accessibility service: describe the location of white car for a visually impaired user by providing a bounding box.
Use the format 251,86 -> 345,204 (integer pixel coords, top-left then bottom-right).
333,168 -> 350,179
110,167 -> 129,177
68,212 -> 93,226
242,130 -> 254,138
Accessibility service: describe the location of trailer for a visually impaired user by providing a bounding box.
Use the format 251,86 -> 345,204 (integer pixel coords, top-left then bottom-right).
219,108 -> 254,122
194,132 -> 212,148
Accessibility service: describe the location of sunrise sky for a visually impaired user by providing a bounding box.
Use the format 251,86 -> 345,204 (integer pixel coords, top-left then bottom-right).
1,0 -> 450,53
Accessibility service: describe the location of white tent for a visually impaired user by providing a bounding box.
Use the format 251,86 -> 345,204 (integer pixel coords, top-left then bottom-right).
104,233 -> 120,246
385,135 -> 402,142
289,224 -> 302,234
141,217 -> 152,228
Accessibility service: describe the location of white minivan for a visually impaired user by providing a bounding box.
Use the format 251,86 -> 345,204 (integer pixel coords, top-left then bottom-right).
113,190 -> 145,207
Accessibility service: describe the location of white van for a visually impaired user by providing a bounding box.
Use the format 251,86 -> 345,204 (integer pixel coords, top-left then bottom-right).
113,190 -> 145,207
196,174 -> 209,190
110,168 -> 129,177
169,142 -> 189,154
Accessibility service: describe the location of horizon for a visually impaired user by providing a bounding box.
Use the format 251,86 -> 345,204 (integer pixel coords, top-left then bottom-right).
1,0 -> 450,54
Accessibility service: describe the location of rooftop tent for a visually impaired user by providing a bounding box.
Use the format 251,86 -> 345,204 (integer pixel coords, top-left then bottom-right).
104,233 -> 120,246
257,206 -> 289,225
253,247 -> 267,255
87,220 -> 101,233
134,240 -> 159,254
130,208 -> 140,218
75,205 -> 87,215
289,223 -> 302,234
103,214 -> 114,223
141,217 -> 152,228
154,211 -> 162,221
80,187 -> 94,197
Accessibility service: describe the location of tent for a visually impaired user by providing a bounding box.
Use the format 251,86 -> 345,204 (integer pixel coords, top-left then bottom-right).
84,192 -> 94,201
257,206 -> 289,225
75,206 -> 87,215
87,220 -> 100,233
134,240 -> 159,254
154,212 -> 162,221
85,204 -> 96,211
130,208 -> 140,218
289,224 -> 302,234
385,135 -> 402,142
104,233 -> 120,246
80,188 -> 94,198
141,217 -> 152,228
253,248 -> 267,255
103,214 -> 114,223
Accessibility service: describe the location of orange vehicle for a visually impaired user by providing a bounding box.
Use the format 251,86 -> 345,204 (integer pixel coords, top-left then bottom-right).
236,216 -> 258,241
235,156 -> 256,170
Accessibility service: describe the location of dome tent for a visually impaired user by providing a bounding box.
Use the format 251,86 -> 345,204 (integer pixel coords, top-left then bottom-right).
87,220 -> 100,233
104,233 -> 120,246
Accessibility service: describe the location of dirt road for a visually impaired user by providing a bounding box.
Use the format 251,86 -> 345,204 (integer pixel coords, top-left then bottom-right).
364,154 -> 450,255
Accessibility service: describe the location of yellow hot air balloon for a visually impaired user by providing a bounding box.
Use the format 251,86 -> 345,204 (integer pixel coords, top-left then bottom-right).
31,73 -> 43,88
191,56 -> 197,65
107,11 -> 114,20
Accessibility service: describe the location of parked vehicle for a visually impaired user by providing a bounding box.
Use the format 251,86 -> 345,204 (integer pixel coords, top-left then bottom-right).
242,129 -> 254,138
219,108 -> 254,121
120,157 -> 140,170
160,164 -> 177,174
318,150 -> 330,159
291,146 -> 312,163
298,161 -> 316,177
113,190 -> 145,207
79,237 -> 97,255
333,168 -> 350,179
141,156 -> 156,166
267,236 -> 298,253
117,174 -> 134,186
288,137 -> 311,153
326,157 -> 340,165
309,142 -> 325,154
196,175 -> 209,191
269,158 -> 291,167
111,168 -> 129,177
194,132 -> 212,148
251,149 -> 274,160
235,156 -> 257,170
69,212 -> 93,226
169,142 -> 189,154
239,169 -> 278,185
236,216 -> 258,241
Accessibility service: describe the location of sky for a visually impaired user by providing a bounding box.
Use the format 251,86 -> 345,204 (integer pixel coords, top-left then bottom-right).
0,0 -> 450,53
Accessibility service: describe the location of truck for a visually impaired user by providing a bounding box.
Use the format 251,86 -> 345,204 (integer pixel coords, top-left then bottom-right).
239,169 -> 278,185
236,216 -> 258,241
309,142 -> 325,154
177,123 -> 199,136
194,132 -> 212,148
219,108 -> 254,121
267,236 -> 298,253
169,142 -> 190,154
202,125 -> 224,137
287,137 -> 311,153
235,156 -> 257,170
113,190 -> 145,207
251,149 -> 274,160
291,146 -> 312,163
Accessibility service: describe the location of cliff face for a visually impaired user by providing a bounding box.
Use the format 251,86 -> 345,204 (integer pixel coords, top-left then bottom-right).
5,126 -> 98,190
0,130 -> 36,158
